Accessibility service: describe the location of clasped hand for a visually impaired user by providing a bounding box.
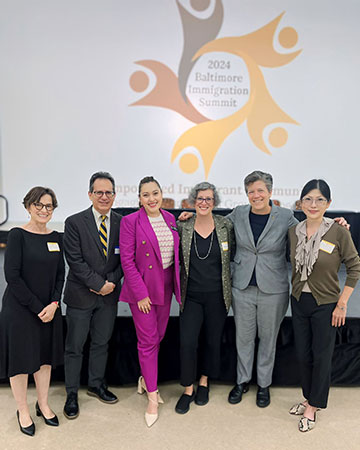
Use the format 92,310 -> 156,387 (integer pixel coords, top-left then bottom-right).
90,281 -> 115,296
38,303 -> 58,323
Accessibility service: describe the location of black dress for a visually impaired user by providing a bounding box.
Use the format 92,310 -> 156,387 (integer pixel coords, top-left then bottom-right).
0,228 -> 65,378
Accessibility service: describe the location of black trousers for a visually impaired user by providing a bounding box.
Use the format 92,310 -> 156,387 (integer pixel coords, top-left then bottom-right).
179,290 -> 227,387
64,299 -> 117,394
291,293 -> 337,408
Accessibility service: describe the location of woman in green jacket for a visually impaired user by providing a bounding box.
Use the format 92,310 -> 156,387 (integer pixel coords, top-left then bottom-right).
175,182 -> 234,414
288,179 -> 360,432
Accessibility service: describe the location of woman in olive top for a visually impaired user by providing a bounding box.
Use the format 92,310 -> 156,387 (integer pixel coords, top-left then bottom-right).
288,179 -> 360,432
175,182 -> 234,414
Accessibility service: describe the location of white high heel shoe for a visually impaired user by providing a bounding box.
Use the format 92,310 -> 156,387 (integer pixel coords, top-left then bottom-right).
145,396 -> 158,428
137,376 -> 164,404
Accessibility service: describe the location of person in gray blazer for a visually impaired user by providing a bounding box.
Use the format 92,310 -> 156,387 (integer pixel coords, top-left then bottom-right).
178,172 -> 295,407
227,171 -> 297,407
62,172 -> 122,419
227,171 -> 347,407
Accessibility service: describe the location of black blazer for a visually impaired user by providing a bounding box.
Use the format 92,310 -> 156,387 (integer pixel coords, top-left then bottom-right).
63,206 -> 122,309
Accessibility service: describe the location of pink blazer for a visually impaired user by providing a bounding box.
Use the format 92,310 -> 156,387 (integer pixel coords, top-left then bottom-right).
119,207 -> 181,305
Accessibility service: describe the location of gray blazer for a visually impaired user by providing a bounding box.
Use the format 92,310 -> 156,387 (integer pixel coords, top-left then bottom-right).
63,206 -> 123,309
228,204 -> 298,294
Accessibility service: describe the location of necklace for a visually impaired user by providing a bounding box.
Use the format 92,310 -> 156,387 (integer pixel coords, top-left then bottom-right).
193,230 -> 214,260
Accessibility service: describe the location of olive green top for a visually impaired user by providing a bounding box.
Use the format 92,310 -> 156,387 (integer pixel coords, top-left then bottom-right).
177,214 -> 234,311
289,222 -> 360,305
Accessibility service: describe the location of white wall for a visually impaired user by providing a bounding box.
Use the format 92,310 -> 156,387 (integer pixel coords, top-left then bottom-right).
0,0 -> 359,224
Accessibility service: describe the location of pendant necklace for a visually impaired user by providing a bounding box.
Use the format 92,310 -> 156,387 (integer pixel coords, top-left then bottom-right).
193,230 -> 214,260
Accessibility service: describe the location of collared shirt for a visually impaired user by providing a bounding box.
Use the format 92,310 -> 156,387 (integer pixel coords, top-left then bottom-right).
92,207 -> 111,247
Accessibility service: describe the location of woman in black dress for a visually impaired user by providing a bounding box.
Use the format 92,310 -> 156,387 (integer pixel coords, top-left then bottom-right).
0,187 -> 65,436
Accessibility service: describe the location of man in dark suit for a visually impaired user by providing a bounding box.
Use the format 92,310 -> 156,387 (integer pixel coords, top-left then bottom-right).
63,172 -> 122,419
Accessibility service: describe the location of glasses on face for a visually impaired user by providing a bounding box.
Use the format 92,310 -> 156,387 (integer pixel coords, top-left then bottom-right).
196,197 -> 214,204
92,191 -> 115,198
33,202 -> 54,212
301,197 -> 328,206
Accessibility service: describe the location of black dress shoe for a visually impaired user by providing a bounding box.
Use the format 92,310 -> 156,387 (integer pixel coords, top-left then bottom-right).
16,410 -> 35,436
256,386 -> 270,408
175,391 -> 195,414
228,383 -> 250,404
87,385 -> 118,404
36,401 -> 59,426
63,392 -> 79,419
195,385 -> 209,406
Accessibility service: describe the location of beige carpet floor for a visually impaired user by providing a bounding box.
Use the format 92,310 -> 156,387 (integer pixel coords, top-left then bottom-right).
0,383 -> 359,450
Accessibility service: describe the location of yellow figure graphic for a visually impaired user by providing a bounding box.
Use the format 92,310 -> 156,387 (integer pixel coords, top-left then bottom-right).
171,13 -> 301,175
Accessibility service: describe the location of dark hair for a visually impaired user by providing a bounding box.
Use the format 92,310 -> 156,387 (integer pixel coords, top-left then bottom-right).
23,186 -> 58,209
244,170 -> 273,194
138,176 -> 162,208
89,172 -> 115,193
188,181 -> 221,207
300,179 -> 331,202
138,176 -> 162,196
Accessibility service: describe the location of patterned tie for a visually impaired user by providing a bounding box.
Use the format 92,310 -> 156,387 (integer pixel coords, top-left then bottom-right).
99,215 -> 107,257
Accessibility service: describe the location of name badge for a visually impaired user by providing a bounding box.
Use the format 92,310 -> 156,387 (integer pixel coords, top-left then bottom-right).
221,241 -> 229,251
114,247 -> 120,254
47,242 -> 60,252
320,240 -> 335,254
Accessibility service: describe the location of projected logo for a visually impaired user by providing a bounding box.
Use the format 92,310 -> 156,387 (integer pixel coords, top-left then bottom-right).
129,0 -> 301,178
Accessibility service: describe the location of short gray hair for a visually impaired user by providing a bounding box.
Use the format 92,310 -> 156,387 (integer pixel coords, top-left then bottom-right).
244,170 -> 273,194
188,181 -> 221,207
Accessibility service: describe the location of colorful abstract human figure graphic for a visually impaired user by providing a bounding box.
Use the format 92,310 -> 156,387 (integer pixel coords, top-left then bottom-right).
129,0 -> 302,178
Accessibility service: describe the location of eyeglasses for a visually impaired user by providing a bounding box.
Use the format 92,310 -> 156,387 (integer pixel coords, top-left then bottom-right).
92,191 -> 115,198
33,202 -> 54,212
196,197 -> 214,204
301,197 -> 328,206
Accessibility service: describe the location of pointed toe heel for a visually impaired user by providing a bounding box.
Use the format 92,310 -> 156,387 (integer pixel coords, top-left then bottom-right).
36,401 -> 59,426
145,412 -> 158,427
16,411 -> 35,436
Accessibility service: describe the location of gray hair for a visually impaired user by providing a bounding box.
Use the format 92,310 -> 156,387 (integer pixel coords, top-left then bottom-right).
244,170 -> 273,194
188,181 -> 221,207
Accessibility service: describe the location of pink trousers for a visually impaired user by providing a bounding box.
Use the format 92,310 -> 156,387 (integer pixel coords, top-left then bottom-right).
129,266 -> 173,392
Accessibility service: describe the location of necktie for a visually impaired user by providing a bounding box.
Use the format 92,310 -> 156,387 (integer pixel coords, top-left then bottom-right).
99,215 -> 107,257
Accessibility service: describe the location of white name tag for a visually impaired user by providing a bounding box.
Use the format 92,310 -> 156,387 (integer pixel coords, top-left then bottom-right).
221,241 -> 229,251
320,240 -> 335,254
114,247 -> 120,254
47,242 -> 60,252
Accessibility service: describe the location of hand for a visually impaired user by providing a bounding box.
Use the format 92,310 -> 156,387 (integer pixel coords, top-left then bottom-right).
137,297 -> 152,314
98,281 -> 115,296
332,304 -> 347,327
38,303 -> 58,323
178,211 -> 193,221
334,216 -> 350,230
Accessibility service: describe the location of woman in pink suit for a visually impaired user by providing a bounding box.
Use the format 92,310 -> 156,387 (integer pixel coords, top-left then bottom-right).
119,176 -> 181,427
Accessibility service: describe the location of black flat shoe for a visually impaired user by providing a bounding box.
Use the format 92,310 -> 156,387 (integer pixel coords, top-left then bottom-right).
63,392 -> 79,420
256,386 -> 270,408
16,410 -> 35,436
87,384 -> 118,404
36,401 -> 59,426
195,385 -> 209,406
175,391 -> 195,414
228,382 -> 249,404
